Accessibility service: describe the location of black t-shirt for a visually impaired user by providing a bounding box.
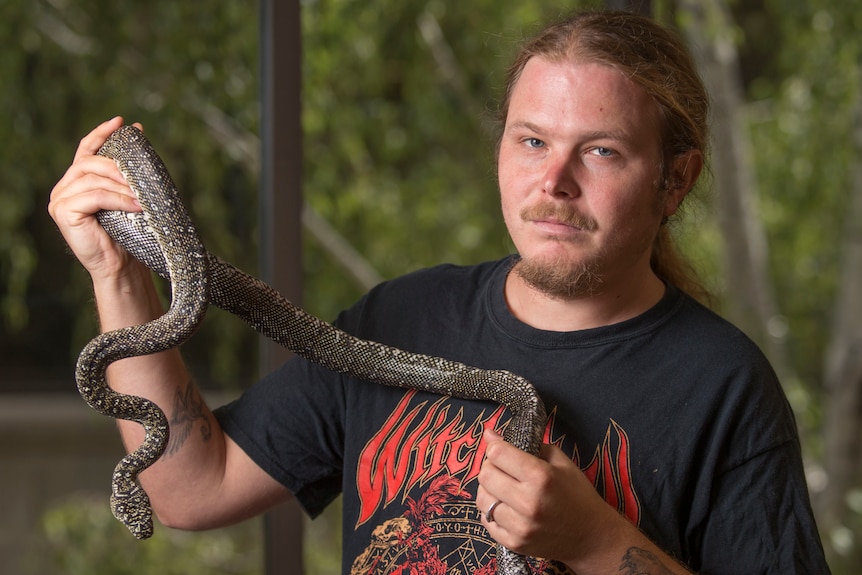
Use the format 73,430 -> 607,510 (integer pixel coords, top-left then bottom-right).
215,257 -> 829,574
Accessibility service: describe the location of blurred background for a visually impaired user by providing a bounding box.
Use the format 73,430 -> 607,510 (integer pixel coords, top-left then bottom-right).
1,0 -> 860,573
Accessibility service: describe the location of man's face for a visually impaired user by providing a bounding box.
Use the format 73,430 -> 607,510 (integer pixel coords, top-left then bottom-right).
498,57 -> 672,299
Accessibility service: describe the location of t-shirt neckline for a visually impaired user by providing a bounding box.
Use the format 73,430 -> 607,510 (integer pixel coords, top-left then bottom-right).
484,256 -> 685,349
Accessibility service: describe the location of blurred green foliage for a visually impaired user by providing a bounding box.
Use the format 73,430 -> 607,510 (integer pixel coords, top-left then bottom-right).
744,0 -> 859,394
0,0 -> 261,389
300,0 -> 605,319
39,497 -> 261,575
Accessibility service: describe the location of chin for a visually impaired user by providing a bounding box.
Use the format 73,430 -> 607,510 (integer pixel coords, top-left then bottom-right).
513,253 -> 604,299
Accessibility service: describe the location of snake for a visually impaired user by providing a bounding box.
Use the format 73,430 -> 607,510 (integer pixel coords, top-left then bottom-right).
76,125 -> 547,574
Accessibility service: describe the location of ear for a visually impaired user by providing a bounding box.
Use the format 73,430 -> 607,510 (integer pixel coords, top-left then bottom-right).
663,149 -> 703,218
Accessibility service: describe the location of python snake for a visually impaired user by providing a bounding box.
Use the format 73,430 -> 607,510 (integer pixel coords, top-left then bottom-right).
76,125 -> 547,574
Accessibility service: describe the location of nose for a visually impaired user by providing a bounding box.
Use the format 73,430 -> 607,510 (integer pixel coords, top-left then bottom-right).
541,151 -> 579,198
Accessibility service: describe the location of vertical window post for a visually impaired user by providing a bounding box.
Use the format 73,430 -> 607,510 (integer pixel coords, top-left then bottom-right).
260,0 -> 304,573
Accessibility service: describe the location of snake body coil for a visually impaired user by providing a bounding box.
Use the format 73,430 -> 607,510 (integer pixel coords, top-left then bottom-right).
79,125 -> 546,574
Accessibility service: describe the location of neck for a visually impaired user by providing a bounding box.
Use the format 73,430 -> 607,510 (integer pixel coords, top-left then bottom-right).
504,267 -> 667,332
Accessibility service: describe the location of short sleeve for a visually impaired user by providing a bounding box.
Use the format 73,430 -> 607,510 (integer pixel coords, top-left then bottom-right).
694,438 -> 829,574
214,355 -> 347,518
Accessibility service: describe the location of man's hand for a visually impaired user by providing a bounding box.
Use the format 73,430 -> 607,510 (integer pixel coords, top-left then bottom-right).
48,116 -> 144,282
477,428 -> 692,574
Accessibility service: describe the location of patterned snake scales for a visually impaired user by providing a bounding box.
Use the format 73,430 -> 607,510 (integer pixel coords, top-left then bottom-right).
75,125 -> 547,574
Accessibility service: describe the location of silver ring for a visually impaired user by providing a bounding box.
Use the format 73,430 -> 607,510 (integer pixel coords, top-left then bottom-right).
486,500 -> 502,523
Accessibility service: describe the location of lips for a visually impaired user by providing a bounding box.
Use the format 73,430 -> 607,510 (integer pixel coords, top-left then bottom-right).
533,219 -> 584,235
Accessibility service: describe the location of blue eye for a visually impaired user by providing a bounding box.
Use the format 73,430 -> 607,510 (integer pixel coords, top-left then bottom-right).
525,138 -> 545,149
592,147 -> 614,157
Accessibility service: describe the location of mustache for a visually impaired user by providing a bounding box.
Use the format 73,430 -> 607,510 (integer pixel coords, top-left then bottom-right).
519,203 -> 597,232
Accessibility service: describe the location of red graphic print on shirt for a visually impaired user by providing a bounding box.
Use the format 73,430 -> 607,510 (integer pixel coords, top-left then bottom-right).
350,389 -> 640,574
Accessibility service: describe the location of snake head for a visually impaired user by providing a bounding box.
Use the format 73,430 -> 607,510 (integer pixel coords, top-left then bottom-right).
110,484 -> 154,540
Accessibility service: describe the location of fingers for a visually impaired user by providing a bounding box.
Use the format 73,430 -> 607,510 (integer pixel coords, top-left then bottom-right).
48,117 -> 146,277
478,428 -> 622,564
49,154 -> 141,235
476,428 -> 585,553
476,428 -> 537,529
50,176 -> 137,224
56,118 -> 130,192
53,118 -> 131,202
51,117 -> 143,211
479,427 -> 538,485
72,116 -> 125,163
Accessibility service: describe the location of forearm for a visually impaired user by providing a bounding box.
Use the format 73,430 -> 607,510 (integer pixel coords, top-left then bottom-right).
51,118 -> 289,529
566,513 -> 693,575
93,262 -> 227,528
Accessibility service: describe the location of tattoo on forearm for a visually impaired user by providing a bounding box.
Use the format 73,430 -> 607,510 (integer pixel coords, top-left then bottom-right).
619,547 -> 676,575
164,378 -> 212,456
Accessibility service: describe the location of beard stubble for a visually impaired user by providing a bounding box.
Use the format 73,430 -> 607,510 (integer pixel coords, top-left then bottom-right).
511,202 -> 604,299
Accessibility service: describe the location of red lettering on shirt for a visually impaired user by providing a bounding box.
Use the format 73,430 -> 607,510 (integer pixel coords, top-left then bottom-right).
355,390 -> 640,527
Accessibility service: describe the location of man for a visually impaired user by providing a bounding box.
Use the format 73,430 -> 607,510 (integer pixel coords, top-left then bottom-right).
49,10 -> 828,574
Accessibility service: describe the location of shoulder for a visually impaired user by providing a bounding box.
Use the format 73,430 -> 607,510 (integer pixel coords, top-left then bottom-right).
663,289 -> 772,366
660,289 -> 801,456
666,290 -> 782,401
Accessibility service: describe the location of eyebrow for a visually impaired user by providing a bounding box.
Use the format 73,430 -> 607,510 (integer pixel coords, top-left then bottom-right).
506,121 -> 631,143
504,121 -> 549,137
